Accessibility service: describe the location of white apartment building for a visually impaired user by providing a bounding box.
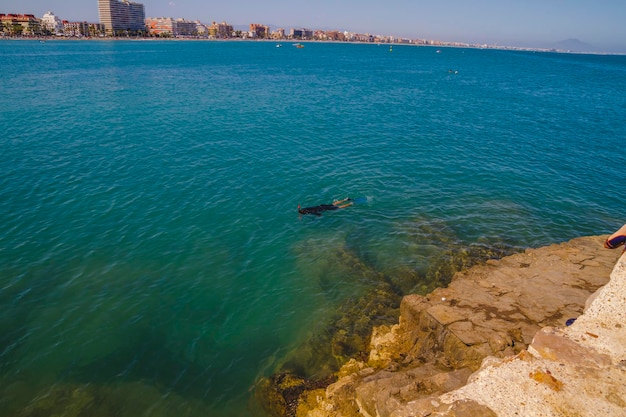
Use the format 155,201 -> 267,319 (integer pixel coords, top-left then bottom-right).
41,11 -> 63,34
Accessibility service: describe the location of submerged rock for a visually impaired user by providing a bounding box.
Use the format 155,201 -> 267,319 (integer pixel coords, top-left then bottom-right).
12,380 -> 214,417
255,372 -> 337,417
258,219 -> 526,417
19,385 -> 97,417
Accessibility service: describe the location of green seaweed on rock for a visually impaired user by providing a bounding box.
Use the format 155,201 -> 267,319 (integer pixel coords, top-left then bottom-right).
255,372 -> 336,417
12,381 -> 215,417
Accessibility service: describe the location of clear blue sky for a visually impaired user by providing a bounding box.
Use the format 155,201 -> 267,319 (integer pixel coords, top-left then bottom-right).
3,0 -> 625,51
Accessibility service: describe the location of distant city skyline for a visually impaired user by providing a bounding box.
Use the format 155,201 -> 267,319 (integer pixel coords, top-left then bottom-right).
2,0 -> 625,52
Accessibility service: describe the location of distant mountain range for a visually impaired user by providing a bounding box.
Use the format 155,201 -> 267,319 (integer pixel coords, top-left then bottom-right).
552,38 -> 600,52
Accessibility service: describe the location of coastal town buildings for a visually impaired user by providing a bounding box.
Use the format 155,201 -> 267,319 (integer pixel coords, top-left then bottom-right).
41,11 -> 63,34
1,11 -> 103,37
144,16 -> 174,36
273,28 -> 285,39
0,2 -> 600,52
208,21 -> 233,38
0,8 -> 433,47
173,19 -> 197,37
145,17 -> 200,37
290,28 -> 313,39
97,0 -> 145,35
0,1 -> 436,44
194,22 -> 208,37
0,13 -> 40,36
1,3 -> 464,48
62,21 -> 104,37
323,30 -> 347,41
249,23 -> 270,39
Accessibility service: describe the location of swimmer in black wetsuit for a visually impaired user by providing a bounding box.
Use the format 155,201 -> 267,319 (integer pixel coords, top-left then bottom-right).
298,198 -> 353,216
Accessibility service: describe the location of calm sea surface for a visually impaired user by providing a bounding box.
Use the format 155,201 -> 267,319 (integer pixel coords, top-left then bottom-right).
1,40 -> 625,416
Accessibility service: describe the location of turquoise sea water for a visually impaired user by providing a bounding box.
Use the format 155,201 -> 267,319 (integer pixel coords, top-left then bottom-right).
1,40 -> 625,416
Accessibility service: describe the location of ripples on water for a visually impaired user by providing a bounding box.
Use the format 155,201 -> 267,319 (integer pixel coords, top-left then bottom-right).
1,40 -> 625,416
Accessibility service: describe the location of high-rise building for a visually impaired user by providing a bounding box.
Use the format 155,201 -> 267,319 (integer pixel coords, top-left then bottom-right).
98,0 -> 145,35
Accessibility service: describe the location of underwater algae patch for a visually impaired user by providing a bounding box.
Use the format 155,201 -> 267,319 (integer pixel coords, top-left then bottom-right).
10,380 -> 214,417
257,219 -> 521,416
255,372 -> 337,417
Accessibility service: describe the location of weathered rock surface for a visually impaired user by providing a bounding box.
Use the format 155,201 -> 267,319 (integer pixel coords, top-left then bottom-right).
440,249 -> 626,417
296,235 -> 625,417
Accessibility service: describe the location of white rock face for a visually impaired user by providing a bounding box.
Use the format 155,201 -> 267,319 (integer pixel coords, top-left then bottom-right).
441,251 -> 626,417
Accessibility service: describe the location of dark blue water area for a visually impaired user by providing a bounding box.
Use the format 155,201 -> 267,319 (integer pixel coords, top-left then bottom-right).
0,40 -> 625,416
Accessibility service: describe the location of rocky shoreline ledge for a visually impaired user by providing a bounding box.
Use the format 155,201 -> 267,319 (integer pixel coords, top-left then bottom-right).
260,235 -> 625,417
